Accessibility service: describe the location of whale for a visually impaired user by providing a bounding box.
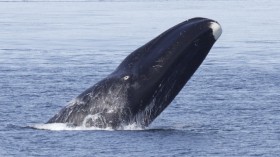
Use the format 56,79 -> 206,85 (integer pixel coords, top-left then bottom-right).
47,17 -> 222,129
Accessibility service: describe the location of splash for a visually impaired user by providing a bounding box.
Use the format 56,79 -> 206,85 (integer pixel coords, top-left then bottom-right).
31,122 -> 144,131
121,123 -> 144,130
32,123 -> 113,131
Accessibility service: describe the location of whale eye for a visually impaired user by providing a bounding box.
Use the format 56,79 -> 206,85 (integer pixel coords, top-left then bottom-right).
123,76 -> 130,80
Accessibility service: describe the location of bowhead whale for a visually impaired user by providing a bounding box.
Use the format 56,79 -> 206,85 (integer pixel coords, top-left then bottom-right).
47,17 -> 222,129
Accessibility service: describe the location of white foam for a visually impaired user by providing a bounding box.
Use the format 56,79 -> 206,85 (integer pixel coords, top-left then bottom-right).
31,123 -> 144,131
32,123 -> 113,131
121,123 -> 144,130
209,22 -> 222,40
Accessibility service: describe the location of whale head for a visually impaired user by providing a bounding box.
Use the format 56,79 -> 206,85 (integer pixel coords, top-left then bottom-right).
111,17 -> 222,126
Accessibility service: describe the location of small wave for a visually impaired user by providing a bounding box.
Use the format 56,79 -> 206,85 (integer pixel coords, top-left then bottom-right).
30,123 -> 144,131
5,124 -> 24,130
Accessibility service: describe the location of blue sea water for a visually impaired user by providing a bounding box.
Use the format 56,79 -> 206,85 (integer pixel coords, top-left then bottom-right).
0,0 -> 280,156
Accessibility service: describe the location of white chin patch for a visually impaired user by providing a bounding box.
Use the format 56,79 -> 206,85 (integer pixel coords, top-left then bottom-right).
209,22 -> 222,40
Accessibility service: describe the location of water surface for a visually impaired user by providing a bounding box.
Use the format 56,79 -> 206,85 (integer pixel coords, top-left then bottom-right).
0,1 -> 280,156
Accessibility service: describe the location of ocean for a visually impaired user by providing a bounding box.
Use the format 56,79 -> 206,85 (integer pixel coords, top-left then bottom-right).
0,0 -> 280,156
